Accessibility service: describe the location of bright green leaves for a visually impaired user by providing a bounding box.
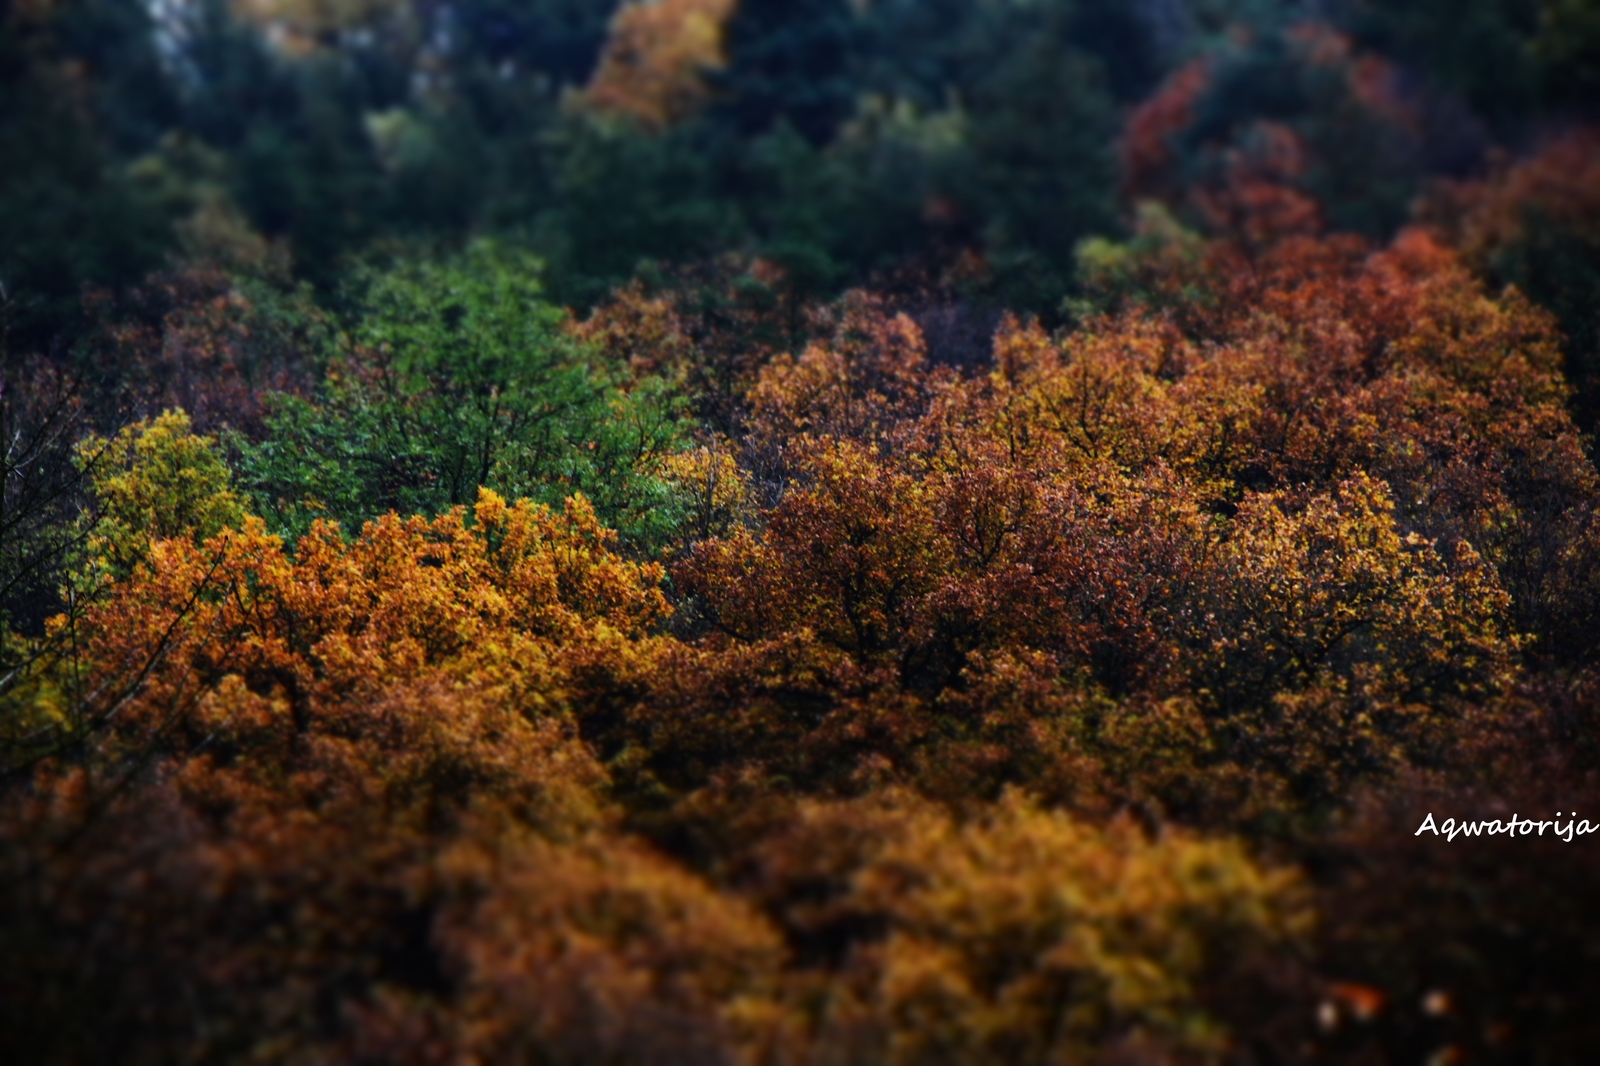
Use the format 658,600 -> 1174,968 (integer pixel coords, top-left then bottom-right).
235,243 -> 693,550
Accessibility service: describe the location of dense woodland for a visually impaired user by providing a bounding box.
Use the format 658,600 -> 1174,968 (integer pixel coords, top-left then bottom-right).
4,0 -> 1600,1062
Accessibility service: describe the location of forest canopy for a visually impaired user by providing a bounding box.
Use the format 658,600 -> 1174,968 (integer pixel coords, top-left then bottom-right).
4,1 -> 1600,1062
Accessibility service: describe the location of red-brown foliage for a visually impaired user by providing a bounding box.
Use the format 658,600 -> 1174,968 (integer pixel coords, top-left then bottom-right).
1423,127 -> 1600,436
78,267 -> 318,435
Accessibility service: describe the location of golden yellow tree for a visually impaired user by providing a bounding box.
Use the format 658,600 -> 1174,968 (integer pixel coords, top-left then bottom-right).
584,0 -> 739,129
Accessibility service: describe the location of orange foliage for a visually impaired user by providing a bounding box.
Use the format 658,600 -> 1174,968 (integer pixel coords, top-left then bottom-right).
567,279 -> 699,380
2,489 -> 675,1057
746,291 -> 945,459
584,0 -> 739,129
630,228 -> 1592,824
6,212 -> 1600,1061
739,791 -> 1306,1062
431,827 -> 788,1063
0,472 -> 1301,1057
571,261 -> 794,431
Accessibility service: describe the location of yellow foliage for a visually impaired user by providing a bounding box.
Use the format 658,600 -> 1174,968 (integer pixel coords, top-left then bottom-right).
754,791 -> 1307,1062
584,0 -> 739,129
75,409 -> 248,579
661,442 -> 751,543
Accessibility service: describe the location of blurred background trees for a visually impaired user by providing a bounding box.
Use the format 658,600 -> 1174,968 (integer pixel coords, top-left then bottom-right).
7,0 -> 1597,333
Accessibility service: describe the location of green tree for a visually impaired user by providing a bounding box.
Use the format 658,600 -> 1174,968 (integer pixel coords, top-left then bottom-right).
236,243 -> 691,548
0,0 -> 183,347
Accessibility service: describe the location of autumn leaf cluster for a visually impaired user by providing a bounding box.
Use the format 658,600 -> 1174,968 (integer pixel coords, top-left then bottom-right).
3,203 -> 1599,1062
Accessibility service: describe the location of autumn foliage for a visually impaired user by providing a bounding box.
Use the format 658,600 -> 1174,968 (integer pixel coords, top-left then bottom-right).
585,0 -> 740,129
2,209 -> 1596,1061
6,9 -> 1600,1061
